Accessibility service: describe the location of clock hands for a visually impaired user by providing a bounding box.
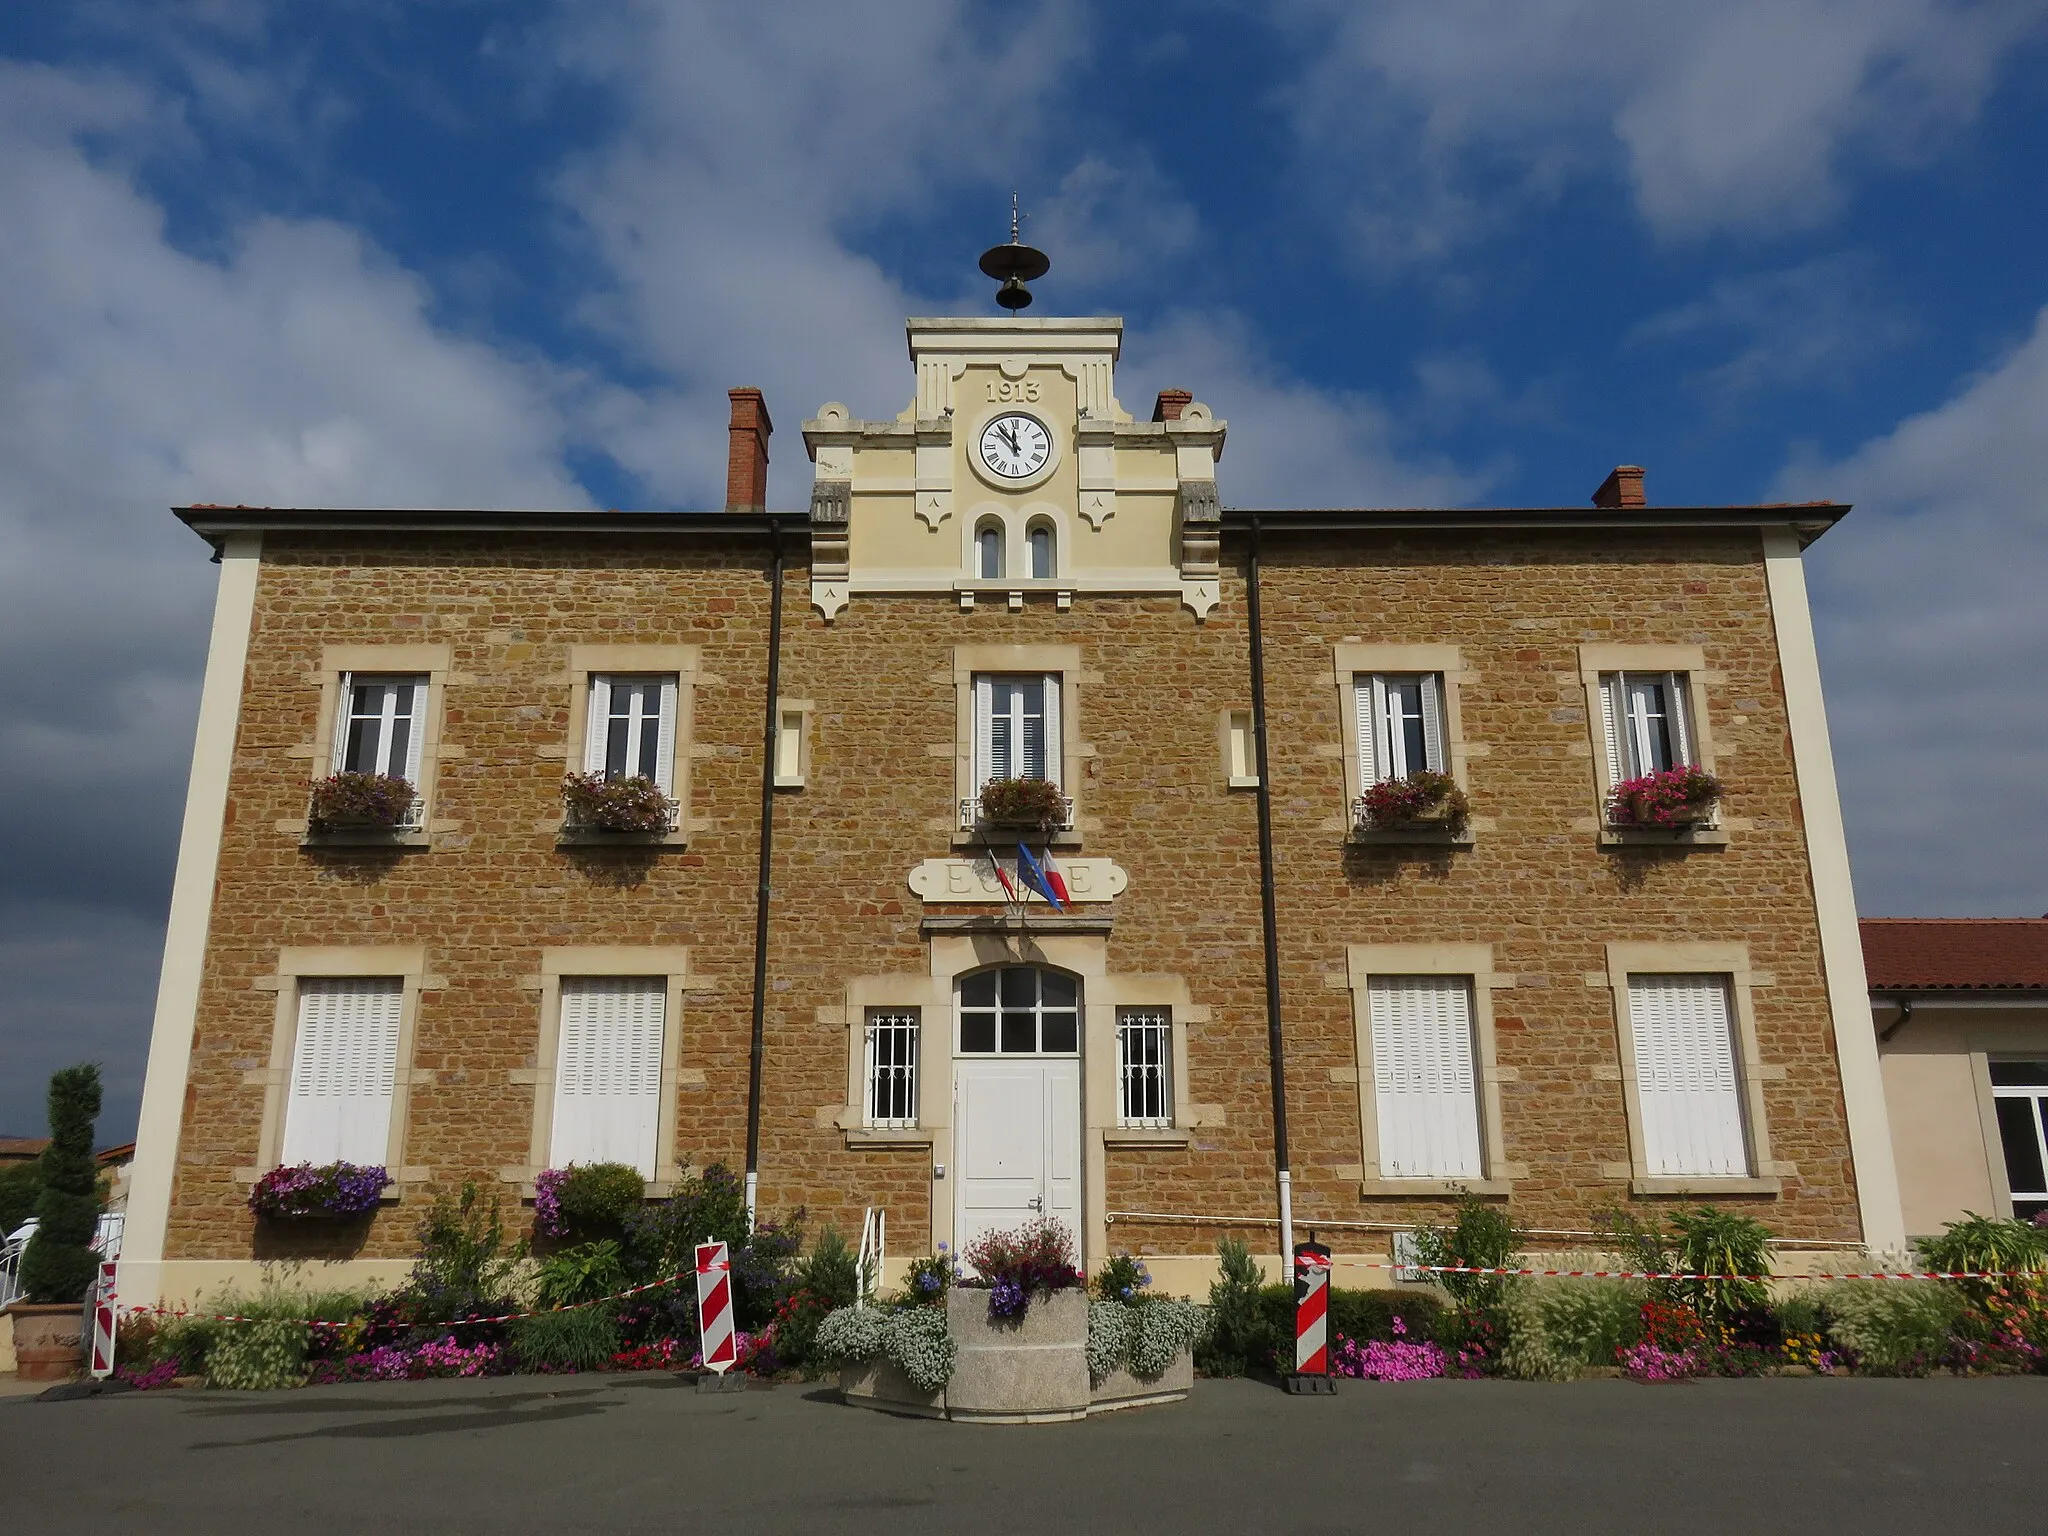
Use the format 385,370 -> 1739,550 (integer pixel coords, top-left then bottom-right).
997,421 -> 1020,457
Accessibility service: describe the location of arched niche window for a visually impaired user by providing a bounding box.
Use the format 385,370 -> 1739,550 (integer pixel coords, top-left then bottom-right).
1026,521 -> 1054,580
976,520 -> 1004,580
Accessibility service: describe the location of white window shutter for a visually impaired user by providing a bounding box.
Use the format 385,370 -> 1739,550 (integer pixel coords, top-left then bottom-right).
1368,977 -> 1483,1179
1419,673 -> 1446,773
974,675 -> 997,784
1040,673 -> 1062,788
584,676 -> 612,775
399,681 -> 425,786
551,978 -> 665,1177
1628,975 -> 1748,1178
1599,674 -> 1628,785
282,978 -> 403,1167
654,676 -> 679,794
330,673 -> 354,773
1667,672 -> 1694,766
1354,676 -> 1379,786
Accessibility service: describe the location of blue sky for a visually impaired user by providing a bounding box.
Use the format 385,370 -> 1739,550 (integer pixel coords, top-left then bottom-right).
4,0 -> 2047,1140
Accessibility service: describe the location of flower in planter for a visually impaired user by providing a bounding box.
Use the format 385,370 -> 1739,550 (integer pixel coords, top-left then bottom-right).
977,776 -> 1068,828
248,1161 -> 391,1219
960,1217 -> 1086,1321
561,772 -> 676,833
533,1162 -> 646,1239
1608,765 -> 1722,828
1357,770 -> 1472,837
307,772 -> 417,831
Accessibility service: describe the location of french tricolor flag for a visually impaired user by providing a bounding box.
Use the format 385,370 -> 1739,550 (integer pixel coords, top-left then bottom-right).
1016,843 -> 1071,911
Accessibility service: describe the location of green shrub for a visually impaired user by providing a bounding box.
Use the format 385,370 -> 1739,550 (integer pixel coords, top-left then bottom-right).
1773,1290 -> 1826,1341
1821,1280 -> 1964,1375
1500,1278 -> 1647,1380
555,1163 -> 646,1238
1918,1214 -> 2048,1304
813,1303 -> 956,1392
1327,1287 -> 1445,1345
1194,1238 -> 1274,1377
798,1227 -> 861,1311
1667,1206 -> 1773,1325
400,1183 -> 525,1327
1410,1194 -> 1520,1311
190,1285 -> 368,1390
533,1240 -> 627,1309
207,1320 -> 311,1390
0,1160 -> 42,1238
510,1305 -> 620,1372
20,1064 -> 103,1304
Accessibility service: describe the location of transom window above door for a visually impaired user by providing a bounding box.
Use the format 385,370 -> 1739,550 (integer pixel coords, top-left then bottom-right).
958,967 -> 1080,1054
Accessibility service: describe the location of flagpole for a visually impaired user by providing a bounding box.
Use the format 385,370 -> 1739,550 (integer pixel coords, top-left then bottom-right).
1245,516 -> 1295,1268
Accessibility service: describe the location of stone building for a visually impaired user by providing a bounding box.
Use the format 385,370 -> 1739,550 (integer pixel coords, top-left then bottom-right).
117,297 -> 1903,1305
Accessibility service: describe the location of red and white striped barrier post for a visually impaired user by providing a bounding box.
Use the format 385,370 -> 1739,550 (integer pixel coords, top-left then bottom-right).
694,1240 -> 737,1375
89,1261 -> 118,1380
1287,1238 -> 1336,1394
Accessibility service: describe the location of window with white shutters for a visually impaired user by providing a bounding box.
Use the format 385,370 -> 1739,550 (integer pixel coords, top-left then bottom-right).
1116,1008 -> 1173,1128
551,977 -> 666,1176
1626,974 -> 1750,1178
864,1009 -> 920,1128
585,674 -> 678,794
1367,976 -> 1483,1179
1354,673 -> 1447,785
281,978 -> 404,1167
335,675 -> 427,783
1598,672 -> 1695,783
973,673 -> 1061,788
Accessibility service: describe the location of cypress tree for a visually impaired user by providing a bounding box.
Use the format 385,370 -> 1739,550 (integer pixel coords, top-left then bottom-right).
19,1064 -> 103,1305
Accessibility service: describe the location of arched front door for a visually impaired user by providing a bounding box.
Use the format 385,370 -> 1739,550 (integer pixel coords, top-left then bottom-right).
953,967 -> 1083,1261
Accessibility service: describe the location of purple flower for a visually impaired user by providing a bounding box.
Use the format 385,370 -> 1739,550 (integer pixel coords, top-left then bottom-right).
248,1162 -> 391,1218
534,1169 -> 569,1238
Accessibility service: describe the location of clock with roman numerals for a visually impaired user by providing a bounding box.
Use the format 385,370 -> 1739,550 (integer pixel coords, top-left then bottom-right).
976,413 -> 1052,480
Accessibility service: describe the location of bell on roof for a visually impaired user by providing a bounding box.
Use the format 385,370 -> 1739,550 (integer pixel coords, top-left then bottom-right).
979,194 -> 1050,311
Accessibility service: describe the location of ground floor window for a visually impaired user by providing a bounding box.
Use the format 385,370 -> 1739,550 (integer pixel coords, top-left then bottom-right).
864,1009 -> 920,1128
1991,1061 -> 2048,1219
1116,1008 -> 1172,1127
1367,976 -> 1482,1179
551,977 -> 665,1176
281,977 -> 403,1167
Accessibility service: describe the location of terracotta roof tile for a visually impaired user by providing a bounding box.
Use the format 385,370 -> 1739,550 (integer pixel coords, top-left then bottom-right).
0,1136 -> 49,1158
1861,918 -> 2048,992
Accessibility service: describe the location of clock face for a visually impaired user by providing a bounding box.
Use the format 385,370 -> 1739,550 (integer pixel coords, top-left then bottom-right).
977,413 -> 1053,480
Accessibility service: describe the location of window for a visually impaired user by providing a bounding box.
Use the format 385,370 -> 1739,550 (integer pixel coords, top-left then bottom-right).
336,674 -> 426,782
1599,671 -> 1695,781
1626,974 -> 1749,1178
1117,1008 -> 1173,1127
976,521 -> 1004,579
1990,1061 -> 2048,1219
864,1009 -> 921,1128
1367,977 -> 1483,1179
1224,709 -> 1257,787
1027,522 -> 1054,579
551,977 -> 666,1176
974,674 -> 1061,787
281,978 -> 403,1167
774,703 -> 810,788
958,967 -> 1080,1054
586,674 -> 677,793
1355,673 -> 1446,784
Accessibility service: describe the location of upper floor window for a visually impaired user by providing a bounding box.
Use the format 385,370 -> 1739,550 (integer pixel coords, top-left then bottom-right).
1355,672 -> 1446,784
976,521 -> 1004,580
1600,671 -> 1694,781
337,675 -> 426,783
974,673 -> 1061,787
586,674 -> 678,793
1027,522 -> 1054,580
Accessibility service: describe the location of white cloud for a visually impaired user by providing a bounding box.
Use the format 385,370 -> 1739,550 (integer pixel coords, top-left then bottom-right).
1275,0 -> 2046,253
1779,305 -> 2048,915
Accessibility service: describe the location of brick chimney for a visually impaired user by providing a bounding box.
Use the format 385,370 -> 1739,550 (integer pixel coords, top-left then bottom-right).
1152,388 -> 1193,422
1592,465 -> 1646,509
726,387 -> 773,512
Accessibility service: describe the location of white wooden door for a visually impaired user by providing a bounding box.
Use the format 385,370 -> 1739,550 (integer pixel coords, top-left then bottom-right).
953,1059 -> 1081,1261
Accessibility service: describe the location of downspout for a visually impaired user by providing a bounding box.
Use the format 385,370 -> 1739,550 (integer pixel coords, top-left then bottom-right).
743,520 -> 786,1228
1245,517 -> 1295,1264
1878,995 -> 1915,1044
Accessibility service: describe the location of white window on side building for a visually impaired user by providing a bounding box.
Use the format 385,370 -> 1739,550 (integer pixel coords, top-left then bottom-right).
585,674 -> 678,792
281,978 -> 404,1167
551,977 -> 666,1177
1354,673 -> 1446,784
973,673 -> 1061,788
1599,671 -> 1695,781
1989,1062 -> 2048,1220
864,1009 -> 921,1129
335,674 -> 427,783
1626,974 -> 1750,1179
1116,1007 -> 1173,1128
1367,976 -> 1483,1179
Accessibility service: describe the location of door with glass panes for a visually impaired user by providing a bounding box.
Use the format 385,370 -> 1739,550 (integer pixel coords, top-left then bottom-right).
953,967 -> 1082,1262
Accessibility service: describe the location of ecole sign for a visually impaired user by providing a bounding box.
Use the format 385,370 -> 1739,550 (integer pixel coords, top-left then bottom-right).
907,857 -> 1128,904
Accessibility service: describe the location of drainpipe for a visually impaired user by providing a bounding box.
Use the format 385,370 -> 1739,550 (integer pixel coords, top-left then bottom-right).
1245,518 -> 1294,1265
743,520 -> 786,1228
1878,994 -> 1915,1044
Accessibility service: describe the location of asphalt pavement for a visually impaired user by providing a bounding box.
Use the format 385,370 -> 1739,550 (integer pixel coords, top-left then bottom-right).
3,1372 -> 2044,1534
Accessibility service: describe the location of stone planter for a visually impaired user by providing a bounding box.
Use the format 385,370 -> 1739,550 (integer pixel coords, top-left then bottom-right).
945,1286 -> 1091,1424
839,1355 -> 946,1419
1090,1349 -> 1195,1413
7,1302 -> 85,1383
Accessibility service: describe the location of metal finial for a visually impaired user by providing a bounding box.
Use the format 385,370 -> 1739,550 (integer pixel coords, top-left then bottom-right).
979,198 -> 1049,312
1010,191 -> 1021,243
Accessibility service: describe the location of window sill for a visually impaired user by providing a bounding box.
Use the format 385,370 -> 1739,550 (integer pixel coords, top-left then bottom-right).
298,826 -> 432,850
1347,826 -> 1474,848
840,1127 -> 937,1149
1103,1127 -> 1193,1149
1599,825 -> 1728,849
1357,1176 -> 1517,1197
555,824 -> 689,848
952,828 -> 1083,850
1628,1175 -> 1782,1197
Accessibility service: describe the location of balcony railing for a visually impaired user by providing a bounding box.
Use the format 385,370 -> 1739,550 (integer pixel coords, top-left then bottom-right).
561,798 -> 682,835
959,795 -> 1075,834
305,791 -> 425,835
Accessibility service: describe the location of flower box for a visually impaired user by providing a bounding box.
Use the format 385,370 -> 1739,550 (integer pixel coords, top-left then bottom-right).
560,773 -> 679,836
1353,770 -> 1472,840
972,777 -> 1074,832
1607,766 -> 1723,830
306,773 -> 420,834
248,1162 -> 391,1220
